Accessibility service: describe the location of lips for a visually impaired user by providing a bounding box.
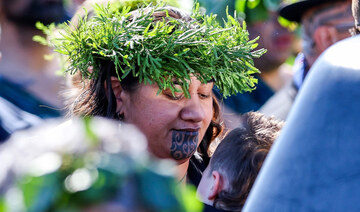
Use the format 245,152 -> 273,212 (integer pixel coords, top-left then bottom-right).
273,33 -> 293,50
172,128 -> 200,133
171,129 -> 200,138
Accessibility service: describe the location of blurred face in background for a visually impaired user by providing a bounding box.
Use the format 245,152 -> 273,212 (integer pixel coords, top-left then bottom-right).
2,0 -> 68,26
248,11 -> 295,72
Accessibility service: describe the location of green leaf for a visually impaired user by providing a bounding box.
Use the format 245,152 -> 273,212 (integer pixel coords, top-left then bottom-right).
35,2 -> 265,99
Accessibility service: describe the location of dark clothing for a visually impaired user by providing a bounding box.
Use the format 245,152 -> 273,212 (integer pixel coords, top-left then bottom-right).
203,204 -> 231,212
187,154 -> 206,187
214,76 -> 274,114
0,77 -> 61,142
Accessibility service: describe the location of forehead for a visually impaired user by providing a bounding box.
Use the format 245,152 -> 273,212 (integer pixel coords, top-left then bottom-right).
134,76 -> 214,95
167,75 -> 214,87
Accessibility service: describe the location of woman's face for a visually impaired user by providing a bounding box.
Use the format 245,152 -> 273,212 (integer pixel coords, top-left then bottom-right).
120,76 -> 214,164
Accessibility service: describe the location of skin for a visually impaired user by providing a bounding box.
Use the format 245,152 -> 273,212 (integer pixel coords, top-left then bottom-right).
249,12 -> 294,74
170,130 -> 199,160
197,164 -> 214,206
302,0 -> 353,67
196,161 -> 225,207
113,76 -> 214,167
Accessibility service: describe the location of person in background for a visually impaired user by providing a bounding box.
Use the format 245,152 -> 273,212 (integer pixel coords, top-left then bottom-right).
0,0 -> 72,141
199,0 -> 295,129
260,0 -> 353,120
197,112 -> 284,211
0,117 -> 202,212
242,0 -> 360,210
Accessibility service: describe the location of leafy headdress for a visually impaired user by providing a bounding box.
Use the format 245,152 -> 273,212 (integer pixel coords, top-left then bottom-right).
37,1 -> 265,98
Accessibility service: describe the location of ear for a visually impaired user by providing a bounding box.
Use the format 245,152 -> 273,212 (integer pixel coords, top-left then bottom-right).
109,76 -> 125,113
313,26 -> 338,53
208,171 -> 225,200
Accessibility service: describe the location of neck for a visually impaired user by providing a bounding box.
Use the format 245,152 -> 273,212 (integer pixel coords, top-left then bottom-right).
176,160 -> 189,186
0,19 -> 64,107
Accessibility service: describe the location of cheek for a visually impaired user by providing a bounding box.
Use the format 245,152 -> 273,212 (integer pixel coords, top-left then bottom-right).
128,99 -> 179,149
129,101 -> 162,132
196,101 -> 214,146
138,101 -> 177,129
204,102 -> 214,127
197,178 -> 206,198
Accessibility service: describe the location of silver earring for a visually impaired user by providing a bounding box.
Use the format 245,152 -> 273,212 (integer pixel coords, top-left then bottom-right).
117,112 -> 124,121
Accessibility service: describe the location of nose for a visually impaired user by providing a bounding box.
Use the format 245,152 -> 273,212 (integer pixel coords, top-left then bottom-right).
180,95 -> 206,123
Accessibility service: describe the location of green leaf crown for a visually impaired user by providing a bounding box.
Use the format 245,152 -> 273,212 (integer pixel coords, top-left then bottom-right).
38,2 -> 266,98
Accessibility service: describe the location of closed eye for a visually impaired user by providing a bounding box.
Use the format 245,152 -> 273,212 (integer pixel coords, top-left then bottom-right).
168,93 -> 184,100
199,93 -> 211,99
163,89 -> 184,100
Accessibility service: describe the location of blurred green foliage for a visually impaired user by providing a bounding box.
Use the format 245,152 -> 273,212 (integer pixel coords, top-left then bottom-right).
0,117 -> 203,212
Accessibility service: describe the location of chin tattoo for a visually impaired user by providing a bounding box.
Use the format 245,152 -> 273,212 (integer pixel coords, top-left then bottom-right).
170,130 -> 199,160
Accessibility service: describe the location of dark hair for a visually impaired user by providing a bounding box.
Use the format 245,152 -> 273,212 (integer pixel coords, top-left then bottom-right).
66,6 -> 223,161
210,112 -> 284,211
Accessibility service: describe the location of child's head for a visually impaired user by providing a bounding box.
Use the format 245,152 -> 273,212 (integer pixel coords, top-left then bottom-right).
197,112 -> 284,211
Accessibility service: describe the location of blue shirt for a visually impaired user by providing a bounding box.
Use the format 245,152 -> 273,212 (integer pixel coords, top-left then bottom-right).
214,76 -> 274,114
0,76 -> 61,142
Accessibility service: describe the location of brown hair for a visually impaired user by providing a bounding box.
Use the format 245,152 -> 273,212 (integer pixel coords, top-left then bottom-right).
66,5 -> 223,161
210,112 -> 283,211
